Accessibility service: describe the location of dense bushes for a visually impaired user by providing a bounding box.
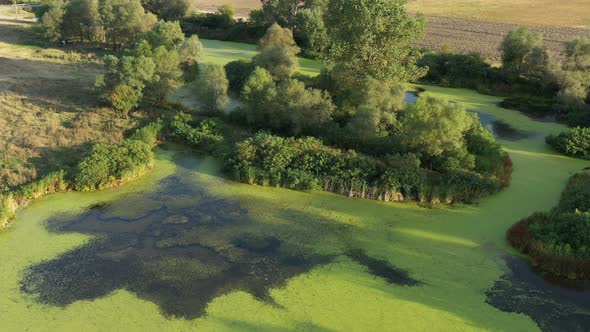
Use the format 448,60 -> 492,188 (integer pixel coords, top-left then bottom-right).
546,127 -> 590,159
507,172 -> 590,279
0,123 -> 162,231
167,113 -> 224,152
226,132 -> 501,204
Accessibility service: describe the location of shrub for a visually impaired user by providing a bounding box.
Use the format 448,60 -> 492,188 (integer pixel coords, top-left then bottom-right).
226,132 -> 501,204
224,60 -> 256,92
546,127 -> 590,160
168,113 -> 224,151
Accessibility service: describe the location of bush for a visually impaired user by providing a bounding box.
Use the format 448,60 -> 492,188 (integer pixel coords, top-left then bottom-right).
546,127 -> 590,159
226,132 -> 501,204
224,60 -> 256,92
507,172 -> 590,279
167,113 -> 224,152
74,124 -> 161,191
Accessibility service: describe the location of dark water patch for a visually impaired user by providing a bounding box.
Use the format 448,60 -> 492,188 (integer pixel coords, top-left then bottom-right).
485,255 -> 590,331
346,249 -> 422,286
405,92 -> 418,104
20,157 -> 335,319
468,110 -> 534,141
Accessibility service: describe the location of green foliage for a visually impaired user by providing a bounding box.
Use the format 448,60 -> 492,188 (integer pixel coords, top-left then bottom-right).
142,0 -> 190,21
109,84 -> 140,114
500,27 -> 545,79
227,132 -> 501,203
296,6 -> 328,56
100,0 -> 157,49
217,3 -> 235,24
41,0 -> 65,42
74,124 -> 161,191
253,23 -> 300,80
195,65 -> 230,114
403,96 -> 474,159
546,127 -> 590,160
168,113 -> 224,151
419,51 -> 492,89
240,68 -> 334,135
224,60 -> 256,92
508,172 -> 590,279
178,35 -> 203,70
325,0 -> 426,85
142,20 -> 184,50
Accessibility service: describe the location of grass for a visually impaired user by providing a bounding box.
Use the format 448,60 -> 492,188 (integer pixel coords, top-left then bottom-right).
201,39 -> 321,77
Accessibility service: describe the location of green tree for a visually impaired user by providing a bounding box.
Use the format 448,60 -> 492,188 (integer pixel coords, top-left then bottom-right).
500,27 -> 543,78
217,3 -> 235,25
144,46 -> 183,105
109,84 -> 140,115
241,67 -> 279,125
41,0 -> 65,42
296,6 -> 328,54
325,0 -> 426,85
145,0 -> 190,21
253,23 -> 300,80
403,96 -> 474,159
99,0 -> 156,49
258,0 -> 303,27
142,20 -> 184,50
278,79 -> 334,135
224,60 -> 256,92
178,35 -> 203,70
564,38 -> 590,71
62,0 -> 100,42
195,64 -> 230,114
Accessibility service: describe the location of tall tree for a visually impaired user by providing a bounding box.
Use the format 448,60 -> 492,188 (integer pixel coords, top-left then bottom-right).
500,27 -> 544,78
99,0 -> 156,49
195,65 -> 230,114
253,23 -> 300,80
325,0 -> 426,84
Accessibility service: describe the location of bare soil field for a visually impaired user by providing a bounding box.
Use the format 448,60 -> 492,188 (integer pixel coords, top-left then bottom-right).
417,16 -> 590,60
0,16 -> 135,191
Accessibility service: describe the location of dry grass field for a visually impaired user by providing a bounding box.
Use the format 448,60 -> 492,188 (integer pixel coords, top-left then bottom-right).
407,0 -> 590,28
0,14 -> 135,191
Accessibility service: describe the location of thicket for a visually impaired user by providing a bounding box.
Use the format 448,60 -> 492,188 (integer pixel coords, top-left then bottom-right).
546,127 -> 590,160
167,113 -> 224,153
226,132 -> 501,204
507,172 -> 590,279
0,123 -> 161,231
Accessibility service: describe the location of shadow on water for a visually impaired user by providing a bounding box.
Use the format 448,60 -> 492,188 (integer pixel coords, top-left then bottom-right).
485,255 -> 590,332
468,110 -> 534,141
346,249 -> 422,286
19,152 -> 422,319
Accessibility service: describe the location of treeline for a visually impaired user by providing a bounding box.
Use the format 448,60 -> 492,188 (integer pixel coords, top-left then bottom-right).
0,123 -> 161,231
181,0 -> 328,58
419,29 -> 590,128
507,172 -> 590,279
226,132 -> 504,204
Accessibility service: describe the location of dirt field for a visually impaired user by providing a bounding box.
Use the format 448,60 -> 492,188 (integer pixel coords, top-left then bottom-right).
0,14 -> 134,191
417,16 -> 590,60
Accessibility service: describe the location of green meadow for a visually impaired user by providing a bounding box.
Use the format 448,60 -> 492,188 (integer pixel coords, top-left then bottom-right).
1,40 -> 588,332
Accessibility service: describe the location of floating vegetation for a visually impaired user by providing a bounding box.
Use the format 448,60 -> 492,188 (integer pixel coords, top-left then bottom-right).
485,255 -> 590,331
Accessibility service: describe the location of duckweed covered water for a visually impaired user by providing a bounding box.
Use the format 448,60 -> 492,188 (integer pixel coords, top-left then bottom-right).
2,86 -> 590,331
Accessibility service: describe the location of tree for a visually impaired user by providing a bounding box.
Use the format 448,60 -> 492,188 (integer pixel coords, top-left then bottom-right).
403,96 -> 474,160
217,3 -> 235,25
144,46 -> 183,105
253,23 -> 300,80
195,65 -> 230,114
258,0 -> 303,27
277,79 -> 334,135
564,38 -> 590,71
99,0 -> 156,49
325,0 -> 426,85
109,84 -> 140,115
296,6 -> 328,54
178,35 -> 203,70
144,0 -> 190,21
41,0 -> 65,42
241,67 -> 279,125
224,60 -> 256,92
142,20 -> 184,50
62,0 -> 100,42
500,27 -> 543,78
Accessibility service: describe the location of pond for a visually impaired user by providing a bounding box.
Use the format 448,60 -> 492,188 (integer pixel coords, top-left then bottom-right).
2,87 -> 589,330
